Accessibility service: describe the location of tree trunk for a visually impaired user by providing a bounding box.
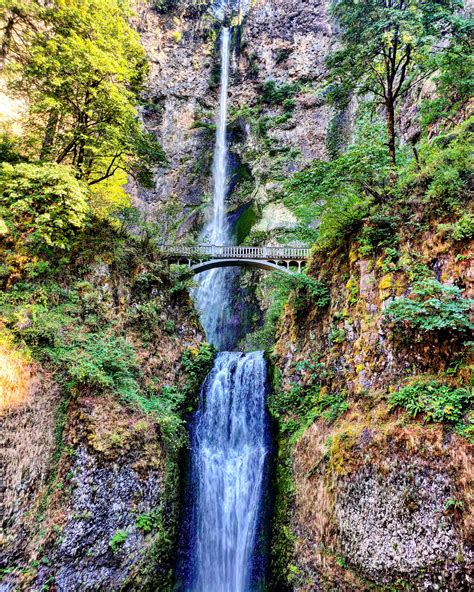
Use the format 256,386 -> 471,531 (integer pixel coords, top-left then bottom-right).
386,98 -> 397,167
40,109 -> 58,160
0,17 -> 15,63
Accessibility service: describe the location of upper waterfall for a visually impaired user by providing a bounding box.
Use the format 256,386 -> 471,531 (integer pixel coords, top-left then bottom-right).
212,0 -> 250,21
193,28 -> 236,350
206,27 -> 231,245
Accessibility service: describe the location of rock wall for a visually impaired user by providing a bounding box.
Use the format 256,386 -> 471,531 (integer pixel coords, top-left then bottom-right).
132,0 -> 336,239
272,226 -> 473,590
0,264 -> 206,591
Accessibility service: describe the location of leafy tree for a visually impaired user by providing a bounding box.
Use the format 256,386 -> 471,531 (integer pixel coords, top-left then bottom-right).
1,0 -> 166,186
282,119 -> 391,246
327,0 -> 463,164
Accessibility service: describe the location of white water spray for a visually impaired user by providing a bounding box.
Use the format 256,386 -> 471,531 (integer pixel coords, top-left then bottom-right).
194,28 -> 233,349
188,352 -> 270,592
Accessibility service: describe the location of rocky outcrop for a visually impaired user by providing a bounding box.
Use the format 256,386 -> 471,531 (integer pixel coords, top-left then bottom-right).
1,366 -> 61,564
292,420 -> 473,591
0,261 -> 206,591
133,0 -> 337,238
272,226 -> 473,590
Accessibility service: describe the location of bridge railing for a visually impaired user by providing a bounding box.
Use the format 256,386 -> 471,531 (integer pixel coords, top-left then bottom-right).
159,244 -> 310,260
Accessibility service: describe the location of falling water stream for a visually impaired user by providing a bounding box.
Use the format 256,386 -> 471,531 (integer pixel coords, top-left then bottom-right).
193,27 -> 233,350
187,352 -> 270,591
185,24 -> 271,592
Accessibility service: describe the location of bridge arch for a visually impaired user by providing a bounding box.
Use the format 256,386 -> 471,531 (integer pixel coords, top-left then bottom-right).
190,258 -> 296,275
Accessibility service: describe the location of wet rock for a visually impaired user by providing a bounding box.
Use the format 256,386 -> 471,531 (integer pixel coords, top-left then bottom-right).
35,446 -> 162,592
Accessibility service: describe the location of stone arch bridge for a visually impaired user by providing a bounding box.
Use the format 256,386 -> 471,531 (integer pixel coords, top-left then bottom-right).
159,245 -> 310,274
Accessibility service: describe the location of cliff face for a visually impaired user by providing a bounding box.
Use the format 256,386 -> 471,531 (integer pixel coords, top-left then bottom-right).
272,223 -> 473,590
132,0 -> 336,238
0,262 -> 207,591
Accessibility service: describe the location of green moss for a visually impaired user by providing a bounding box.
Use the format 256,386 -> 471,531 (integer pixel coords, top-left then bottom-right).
233,203 -> 257,244
109,530 -> 127,553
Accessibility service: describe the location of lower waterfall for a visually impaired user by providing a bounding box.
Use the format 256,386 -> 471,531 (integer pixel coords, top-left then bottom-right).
185,351 -> 270,592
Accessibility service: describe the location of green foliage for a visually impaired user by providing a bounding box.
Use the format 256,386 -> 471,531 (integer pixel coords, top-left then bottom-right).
384,278 -> 473,333
241,273 -> 293,350
109,530 -> 127,553
2,0 -> 165,186
269,356 -> 347,441
260,80 -> 301,106
289,272 -> 330,311
389,379 -> 472,426
438,212 -> 474,242
419,18 -> 474,128
0,133 -> 24,164
50,334 -> 139,399
127,343 -> 214,451
135,511 -> 161,534
269,383 -> 348,441
180,342 -> 216,399
281,119 -> 389,246
0,162 -> 89,252
397,119 -> 473,212
329,327 -> 346,345
327,0 -> 462,162
359,214 -> 400,255
243,270 -> 330,350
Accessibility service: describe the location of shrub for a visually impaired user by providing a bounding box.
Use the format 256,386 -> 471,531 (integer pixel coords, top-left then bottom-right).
438,212 -> 474,242
135,511 -> 160,534
383,279 -> 473,333
397,119 -> 473,212
290,272 -> 330,310
389,380 -> 472,426
359,214 -> 400,255
180,342 -> 215,398
0,162 -> 90,252
260,80 -> 301,106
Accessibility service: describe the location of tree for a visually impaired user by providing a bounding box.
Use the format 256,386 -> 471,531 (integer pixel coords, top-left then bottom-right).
327,0 -> 463,165
2,0 -> 166,186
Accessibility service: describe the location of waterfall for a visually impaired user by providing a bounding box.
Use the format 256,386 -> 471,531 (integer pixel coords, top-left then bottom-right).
193,28 -> 235,350
182,18 -> 271,592
187,352 -> 271,592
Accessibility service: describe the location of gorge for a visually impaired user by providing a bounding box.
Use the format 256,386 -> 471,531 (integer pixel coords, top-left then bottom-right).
0,1 -> 473,591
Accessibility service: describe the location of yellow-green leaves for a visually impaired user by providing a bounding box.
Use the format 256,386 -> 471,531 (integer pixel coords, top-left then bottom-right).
0,162 -> 89,250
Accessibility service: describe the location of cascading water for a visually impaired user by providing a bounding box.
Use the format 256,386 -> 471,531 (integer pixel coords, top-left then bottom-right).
181,17 -> 272,592
193,28 -> 234,350
186,352 -> 271,591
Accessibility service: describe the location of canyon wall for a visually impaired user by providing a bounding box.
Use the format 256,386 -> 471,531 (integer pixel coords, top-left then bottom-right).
1,263 -> 208,591
271,216 -> 473,590
132,0 -> 336,238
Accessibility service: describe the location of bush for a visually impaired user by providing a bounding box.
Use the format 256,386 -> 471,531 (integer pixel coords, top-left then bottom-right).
0,162 -> 90,252
389,380 -> 472,426
384,279 -> 473,333
281,119 -> 389,246
260,80 -> 301,106
438,212 -> 474,242
269,381 -> 348,441
359,214 -> 400,255
135,511 -> 160,533
290,272 -> 330,310
397,119 -> 473,212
